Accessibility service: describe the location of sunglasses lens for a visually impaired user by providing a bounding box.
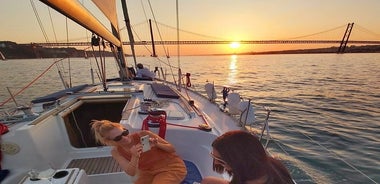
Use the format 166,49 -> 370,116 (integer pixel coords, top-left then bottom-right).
122,129 -> 129,136
113,129 -> 129,142
113,135 -> 122,142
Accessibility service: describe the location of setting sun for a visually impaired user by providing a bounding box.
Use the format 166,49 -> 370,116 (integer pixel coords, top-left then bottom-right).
230,42 -> 241,49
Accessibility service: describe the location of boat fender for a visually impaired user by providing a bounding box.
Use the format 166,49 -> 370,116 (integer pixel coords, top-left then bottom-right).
204,83 -> 217,102
227,93 -> 241,115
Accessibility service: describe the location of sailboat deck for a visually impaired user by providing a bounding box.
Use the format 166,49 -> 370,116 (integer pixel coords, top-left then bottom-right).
66,157 -> 203,183
66,157 -> 123,175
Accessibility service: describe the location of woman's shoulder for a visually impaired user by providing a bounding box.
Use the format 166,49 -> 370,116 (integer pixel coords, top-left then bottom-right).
139,130 -> 156,137
111,146 -> 120,156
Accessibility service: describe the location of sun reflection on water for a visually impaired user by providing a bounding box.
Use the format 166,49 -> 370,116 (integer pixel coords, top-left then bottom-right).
228,55 -> 238,85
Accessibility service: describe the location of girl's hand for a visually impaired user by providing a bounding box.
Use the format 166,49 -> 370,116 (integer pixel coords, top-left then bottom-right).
149,137 -> 159,147
130,144 -> 143,157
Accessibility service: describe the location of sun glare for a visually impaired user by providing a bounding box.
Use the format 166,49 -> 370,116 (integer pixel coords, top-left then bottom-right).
230,42 -> 241,49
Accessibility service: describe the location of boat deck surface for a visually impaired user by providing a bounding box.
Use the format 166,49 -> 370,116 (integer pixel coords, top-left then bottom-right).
67,156 -> 123,175
66,157 -> 203,183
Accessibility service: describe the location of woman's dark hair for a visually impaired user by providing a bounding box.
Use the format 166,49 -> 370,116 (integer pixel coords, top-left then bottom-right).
212,130 -> 294,184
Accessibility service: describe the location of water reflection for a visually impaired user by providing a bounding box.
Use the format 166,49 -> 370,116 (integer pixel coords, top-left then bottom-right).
228,55 -> 238,85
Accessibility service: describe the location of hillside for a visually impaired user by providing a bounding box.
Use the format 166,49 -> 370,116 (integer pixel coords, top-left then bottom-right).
0,41 -> 114,59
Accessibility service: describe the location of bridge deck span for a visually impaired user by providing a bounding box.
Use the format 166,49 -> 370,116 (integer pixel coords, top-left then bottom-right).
28,40 -> 380,47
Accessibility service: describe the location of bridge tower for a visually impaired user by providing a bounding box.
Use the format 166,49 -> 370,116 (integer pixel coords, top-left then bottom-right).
149,19 -> 158,57
337,23 -> 354,54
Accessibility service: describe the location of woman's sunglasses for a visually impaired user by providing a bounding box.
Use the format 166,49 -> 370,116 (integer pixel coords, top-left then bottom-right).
210,151 -> 227,165
112,129 -> 129,142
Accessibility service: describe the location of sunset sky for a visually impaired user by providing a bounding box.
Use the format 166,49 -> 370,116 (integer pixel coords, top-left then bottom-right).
1,0 -> 380,55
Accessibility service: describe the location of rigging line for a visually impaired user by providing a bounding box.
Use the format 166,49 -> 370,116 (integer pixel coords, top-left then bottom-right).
140,0 -> 149,24
286,24 -> 348,40
180,74 -> 191,100
91,44 -> 103,83
55,63 -> 69,89
145,0 -> 172,77
99,39 -> 108,91
66,17 -> 73,88
47,7 -> 58,42
133,23 -> 179,70
152,20 -> 171,61
0,58 -> 65,107
151,57 -> 179,69
173,0 -> 181,88
147,0 -> 169,58
131,23 -> 179,71
131,24 -> 172,70
99,42 -> 106,84
30,0 -> 50,43
166,122 -> 200,130
120,21 -> 148,31
70,111 -> 88,147
287,124 -> 378,183
78,0 -> 94,80
66,17 -> 72,88
131,26 -> 155,56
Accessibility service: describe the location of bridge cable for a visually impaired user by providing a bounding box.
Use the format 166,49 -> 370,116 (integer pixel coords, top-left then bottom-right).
47,7 -> 58,43
286,24 -> 348,40
154,21 -> 227,41
354,24 -> 380,39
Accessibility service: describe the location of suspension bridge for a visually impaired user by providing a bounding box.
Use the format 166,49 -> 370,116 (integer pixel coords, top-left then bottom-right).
34,39 -> 380,46
30,22 -> 380,53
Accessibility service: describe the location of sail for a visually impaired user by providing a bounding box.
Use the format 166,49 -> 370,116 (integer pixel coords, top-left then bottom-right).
91,0 -> 119,30
39,0 -> 121,46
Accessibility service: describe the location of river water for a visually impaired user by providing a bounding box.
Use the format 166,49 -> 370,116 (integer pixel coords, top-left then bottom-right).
0,53 -> 379,183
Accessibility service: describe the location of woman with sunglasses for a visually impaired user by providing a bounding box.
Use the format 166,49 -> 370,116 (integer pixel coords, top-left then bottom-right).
91,120 -> 187,184
201,130 -> 294,184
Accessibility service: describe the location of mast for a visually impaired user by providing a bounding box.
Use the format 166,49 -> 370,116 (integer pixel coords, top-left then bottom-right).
120,0 -> 138,69
91,0 -> 131,80
111,25 -> 130,80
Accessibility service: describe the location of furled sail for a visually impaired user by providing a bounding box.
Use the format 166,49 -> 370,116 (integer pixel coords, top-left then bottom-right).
91,0 -> 119,30
39,0 -> 121,46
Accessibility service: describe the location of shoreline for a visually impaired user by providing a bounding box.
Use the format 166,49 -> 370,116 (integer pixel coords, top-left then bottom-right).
1,41 -> 380,59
